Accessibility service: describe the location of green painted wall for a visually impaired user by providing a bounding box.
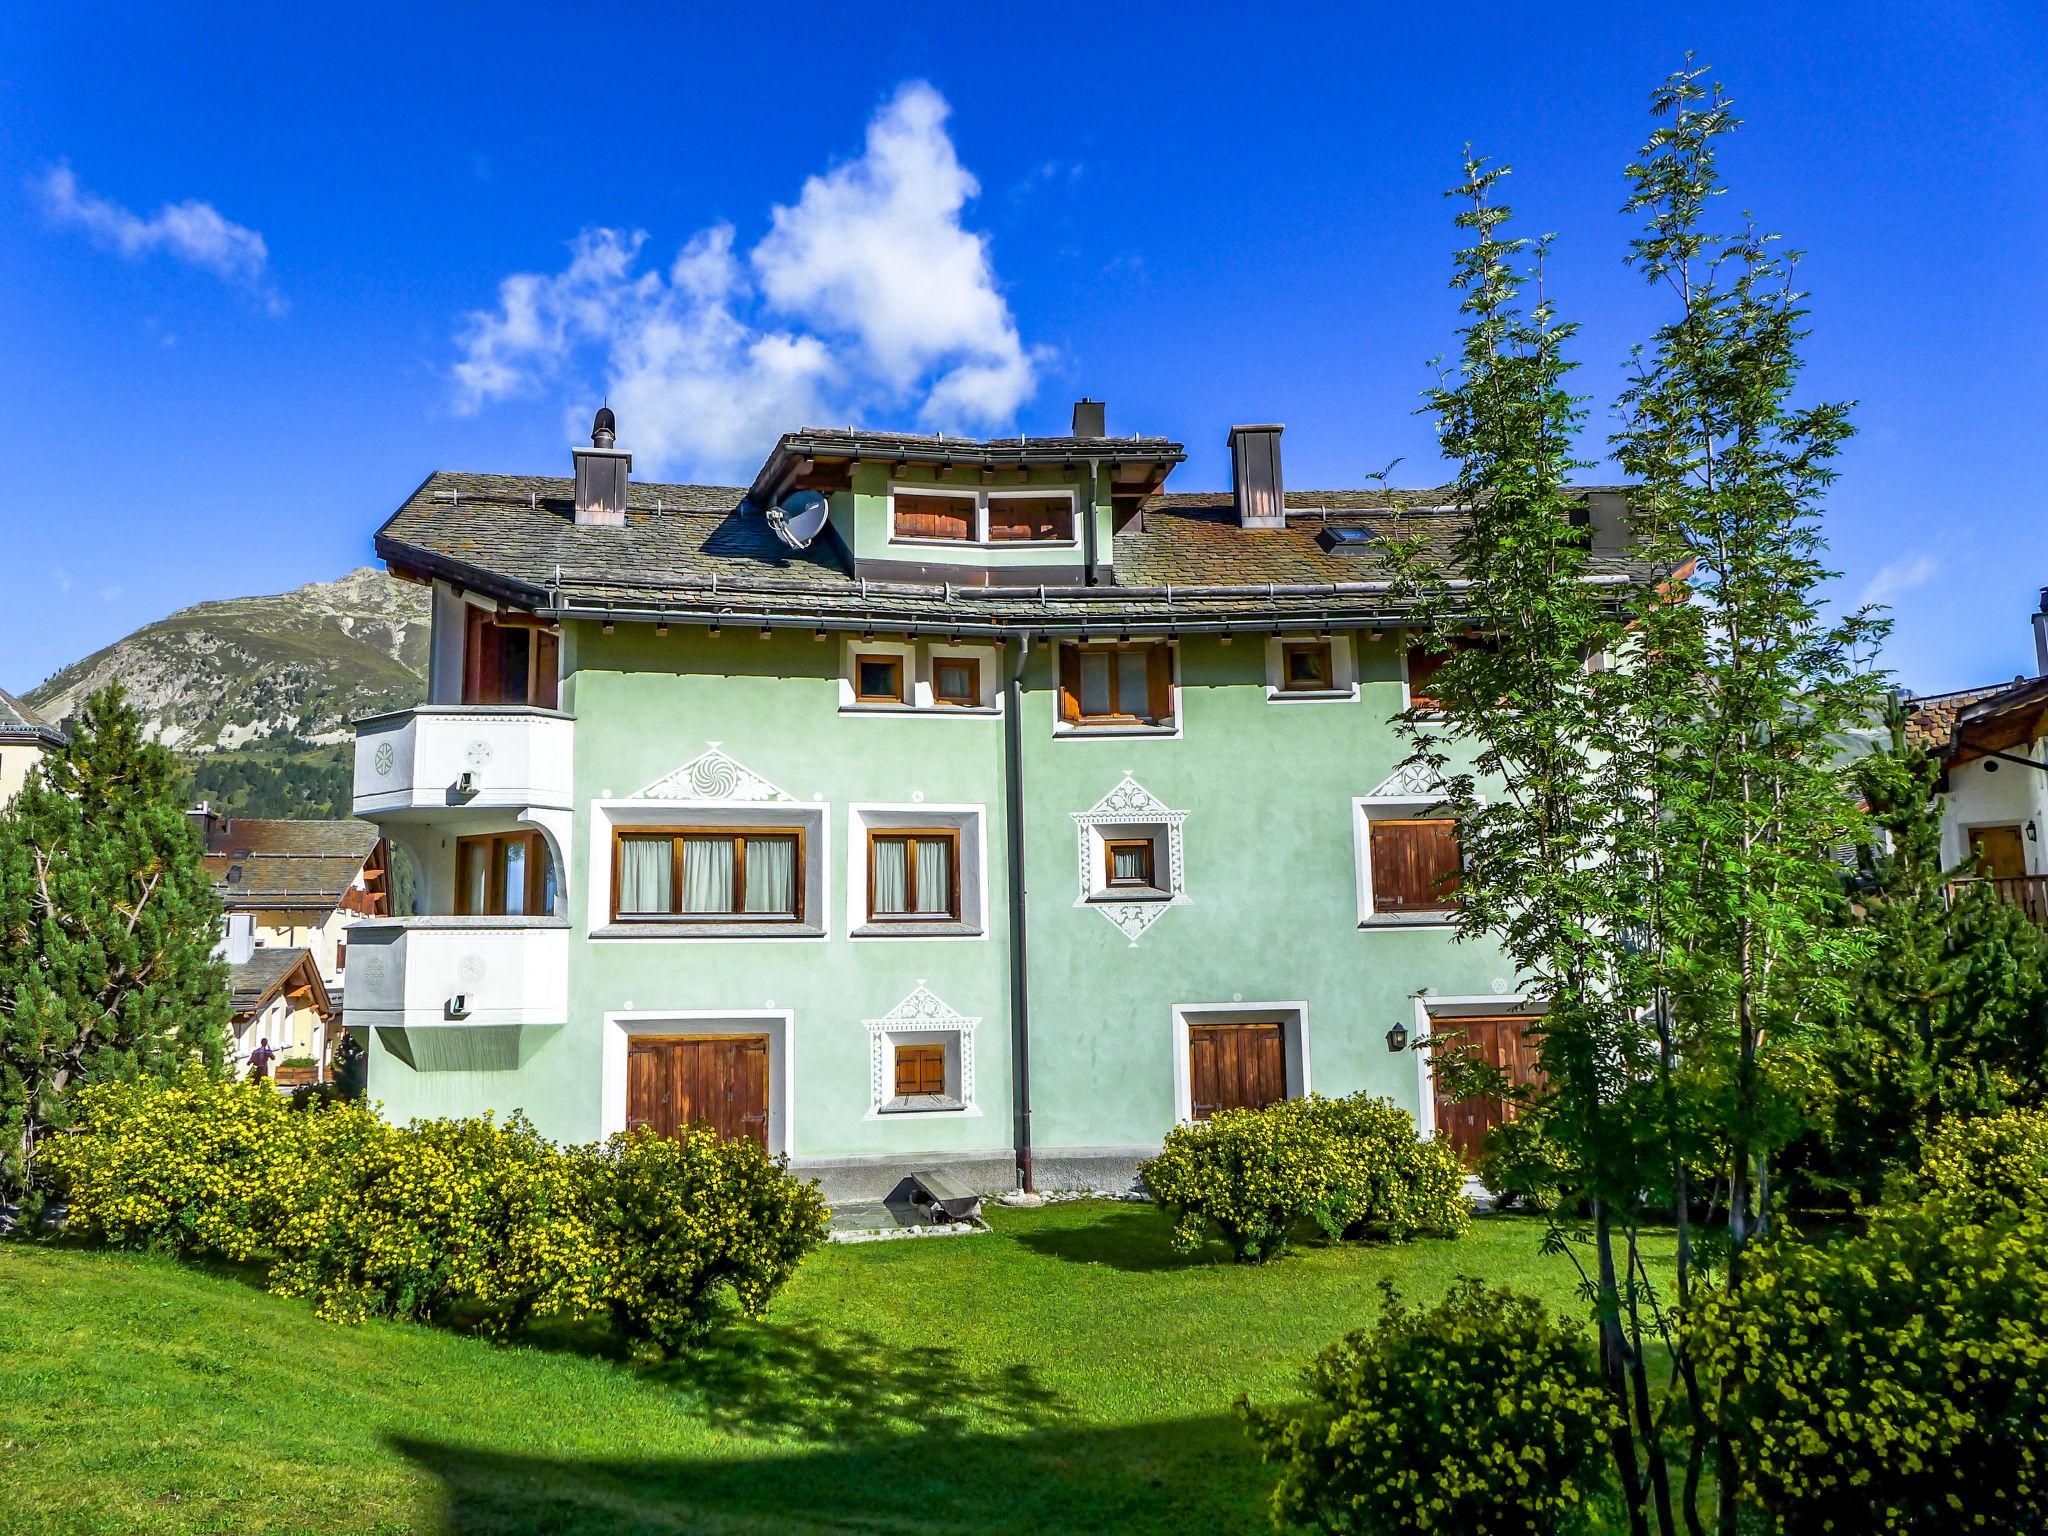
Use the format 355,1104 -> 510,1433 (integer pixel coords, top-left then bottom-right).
366,617 -> 1516,1168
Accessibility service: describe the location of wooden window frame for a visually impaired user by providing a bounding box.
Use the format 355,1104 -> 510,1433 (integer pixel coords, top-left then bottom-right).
1280,640 -> 1335,693
1103,837 -> 1157,890
931,655 -> 982,708
1057,641 -> 1175,728
1367,816 -> 1463,915
892,1041 -> 949,1098
609,826 -> 807,924
888,484 -> 1079,547
853,654 -> 906,705
454,831 -> 553,917
865,828 -> 963,922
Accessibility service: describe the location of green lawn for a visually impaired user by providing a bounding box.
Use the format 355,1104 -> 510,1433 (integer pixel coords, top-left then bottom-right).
0,1203 -> 1598,1535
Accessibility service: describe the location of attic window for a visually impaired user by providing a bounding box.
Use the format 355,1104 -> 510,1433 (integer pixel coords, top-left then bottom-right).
1317,525 -> 1377,552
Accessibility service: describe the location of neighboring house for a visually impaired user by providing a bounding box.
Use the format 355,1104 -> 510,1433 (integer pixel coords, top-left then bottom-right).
0,686 -> 65,807
1912,589 -> 2048,927
344,403 -> 1657,1199
194,810 -> 390,1074
227,945 -> 333,1082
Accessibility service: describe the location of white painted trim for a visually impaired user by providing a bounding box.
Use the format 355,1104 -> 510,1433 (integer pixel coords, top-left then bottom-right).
1072,775 -> 1191,945
1352,794 -> 1463,927
1411,991 -> 1544,1141
860,983 -> 984,1120
1168,1000 -> 1312,1125
845,802 -> 991,941
1263,632 -> 1359,704
602,1009 -> 796,1155
586,799 -> 831,940
886,480 -> 1080,549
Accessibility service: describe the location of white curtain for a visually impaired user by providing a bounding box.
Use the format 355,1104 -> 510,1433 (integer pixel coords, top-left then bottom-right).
1117,649 -> 1148,714
502,839 -> 528,915
462,848 -> 490,914
915,838 -> 952,915
682,837 -> 736,913
1079,652 -> 1112,716
619,837 -> 673,914
1112,842 -> 1150,885
873,838 -> 909,914
743,836 -> 797,914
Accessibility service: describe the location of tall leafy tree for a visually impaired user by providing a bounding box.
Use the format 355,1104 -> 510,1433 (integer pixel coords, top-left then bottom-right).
1615,62 -> 1888,1534
1384,153 -> 1685,1535
0,685 -> 228,1208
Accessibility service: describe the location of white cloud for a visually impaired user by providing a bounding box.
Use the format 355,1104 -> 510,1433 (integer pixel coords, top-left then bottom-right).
1857,554 -> 1939,609
34,162 -> 283,314
449,81 -> 1044,480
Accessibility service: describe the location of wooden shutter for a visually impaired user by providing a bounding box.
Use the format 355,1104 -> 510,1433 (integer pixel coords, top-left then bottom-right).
894,1043 -> 946,1097
463,606 -> 494,704
1370,819 -> 1462,911
1058,644 -> 1082,723
533,631 -> 560,709
1406,646 -> 1446,708
1146,644 -> 1173,724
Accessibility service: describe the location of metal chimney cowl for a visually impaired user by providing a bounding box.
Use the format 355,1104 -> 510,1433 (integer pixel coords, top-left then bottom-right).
1071,397 -> 1106,438
2033,586 -> 2048,677
573,408 -> 631,526
1228,423 -> 1286,529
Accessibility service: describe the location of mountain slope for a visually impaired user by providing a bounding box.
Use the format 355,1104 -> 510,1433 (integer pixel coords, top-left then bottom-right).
25,568 -> 429,752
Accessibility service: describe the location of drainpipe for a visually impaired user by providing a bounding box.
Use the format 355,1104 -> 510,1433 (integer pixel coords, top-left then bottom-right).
1003,631 -> 1036,1192
1082,458 -> 1102,587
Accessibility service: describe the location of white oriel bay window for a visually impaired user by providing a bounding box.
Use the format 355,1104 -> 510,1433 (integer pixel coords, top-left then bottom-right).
890,485 -> 1076,545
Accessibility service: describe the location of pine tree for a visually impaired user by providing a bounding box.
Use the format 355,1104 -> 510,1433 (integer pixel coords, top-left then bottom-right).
0,684 -> 228,1208
1791,711 -> 2048,1207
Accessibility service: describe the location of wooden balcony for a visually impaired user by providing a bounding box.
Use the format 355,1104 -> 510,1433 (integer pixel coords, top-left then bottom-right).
1951,874 -> 2048,928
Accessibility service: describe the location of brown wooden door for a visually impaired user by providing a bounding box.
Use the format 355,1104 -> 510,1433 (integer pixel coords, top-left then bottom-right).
1188,1022 -> 1287,1121
1970,825 -> 2027,880
1429,1015 -> 1544,1166
625,1036 -> 770,1149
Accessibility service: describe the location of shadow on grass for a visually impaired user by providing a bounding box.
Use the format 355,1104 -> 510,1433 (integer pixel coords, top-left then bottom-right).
1006,1203 -> 1205,1273
391,1408 -> 1264,1536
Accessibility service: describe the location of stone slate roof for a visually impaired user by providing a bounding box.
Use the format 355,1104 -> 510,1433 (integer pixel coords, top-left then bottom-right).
199,817 -> 380,912
1905,681 -> 2035,754
377,470 -> 1659,632
229,947 -> 330,1019
0,686 -> 65,748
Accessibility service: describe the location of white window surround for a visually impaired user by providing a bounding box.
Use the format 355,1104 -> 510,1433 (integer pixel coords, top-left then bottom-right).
886,481 -> 1079,548
1168,1001 -> 1312,1125
1072,774 -> 1190,946
1353,765 -> 1469,928
587,744 -> 829,940
839,637 -> 1005,714
1053,640 -> 1183,740
602,1009 -> 796,1154
1264,633 -> 1360,703
863,983 -> 981,1119
1410,990 -> 1545,1143
846,803 -> 990,940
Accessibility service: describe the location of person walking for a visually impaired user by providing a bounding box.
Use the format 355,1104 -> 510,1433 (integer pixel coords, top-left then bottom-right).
248,1037 -> 277,1082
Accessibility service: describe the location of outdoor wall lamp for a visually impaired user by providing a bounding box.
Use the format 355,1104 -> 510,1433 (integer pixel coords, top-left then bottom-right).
1386,1020 -> 1411,1053
2029,821 -> 2039,843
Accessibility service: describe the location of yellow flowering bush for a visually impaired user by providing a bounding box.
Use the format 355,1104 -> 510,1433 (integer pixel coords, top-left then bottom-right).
1140,1094 -> 1468,1262
44,1070 -> 311,1259
46,1072 -> 829,1347
1693,1110 -> 2048,1534
576,1126 -> 831,1356
1238,1279 -> 1616,1534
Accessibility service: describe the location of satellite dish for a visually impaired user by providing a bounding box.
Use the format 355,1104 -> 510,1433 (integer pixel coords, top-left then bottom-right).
767,489 -> 829,550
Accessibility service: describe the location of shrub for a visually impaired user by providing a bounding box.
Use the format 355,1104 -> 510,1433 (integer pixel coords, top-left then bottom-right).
1140,1094 -> 1467,1261
48,1074 -> 829,1347
1895,1105 -> 2048,1221
267,1108 -> 592,1328
1311,1094 -> 1470,1240
1238,1280 -> 1616,1534
578,1126 -> 832,1356
1477,1112 -> 1574,1214
1693,1133 -> 2048,1534
44,1070 -> 310,1259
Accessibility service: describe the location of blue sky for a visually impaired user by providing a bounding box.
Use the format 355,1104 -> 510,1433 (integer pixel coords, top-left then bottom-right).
3,2 -> 2043,697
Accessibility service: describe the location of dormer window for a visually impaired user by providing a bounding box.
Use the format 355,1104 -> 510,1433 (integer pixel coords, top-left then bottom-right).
890,484 -> 1077,547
